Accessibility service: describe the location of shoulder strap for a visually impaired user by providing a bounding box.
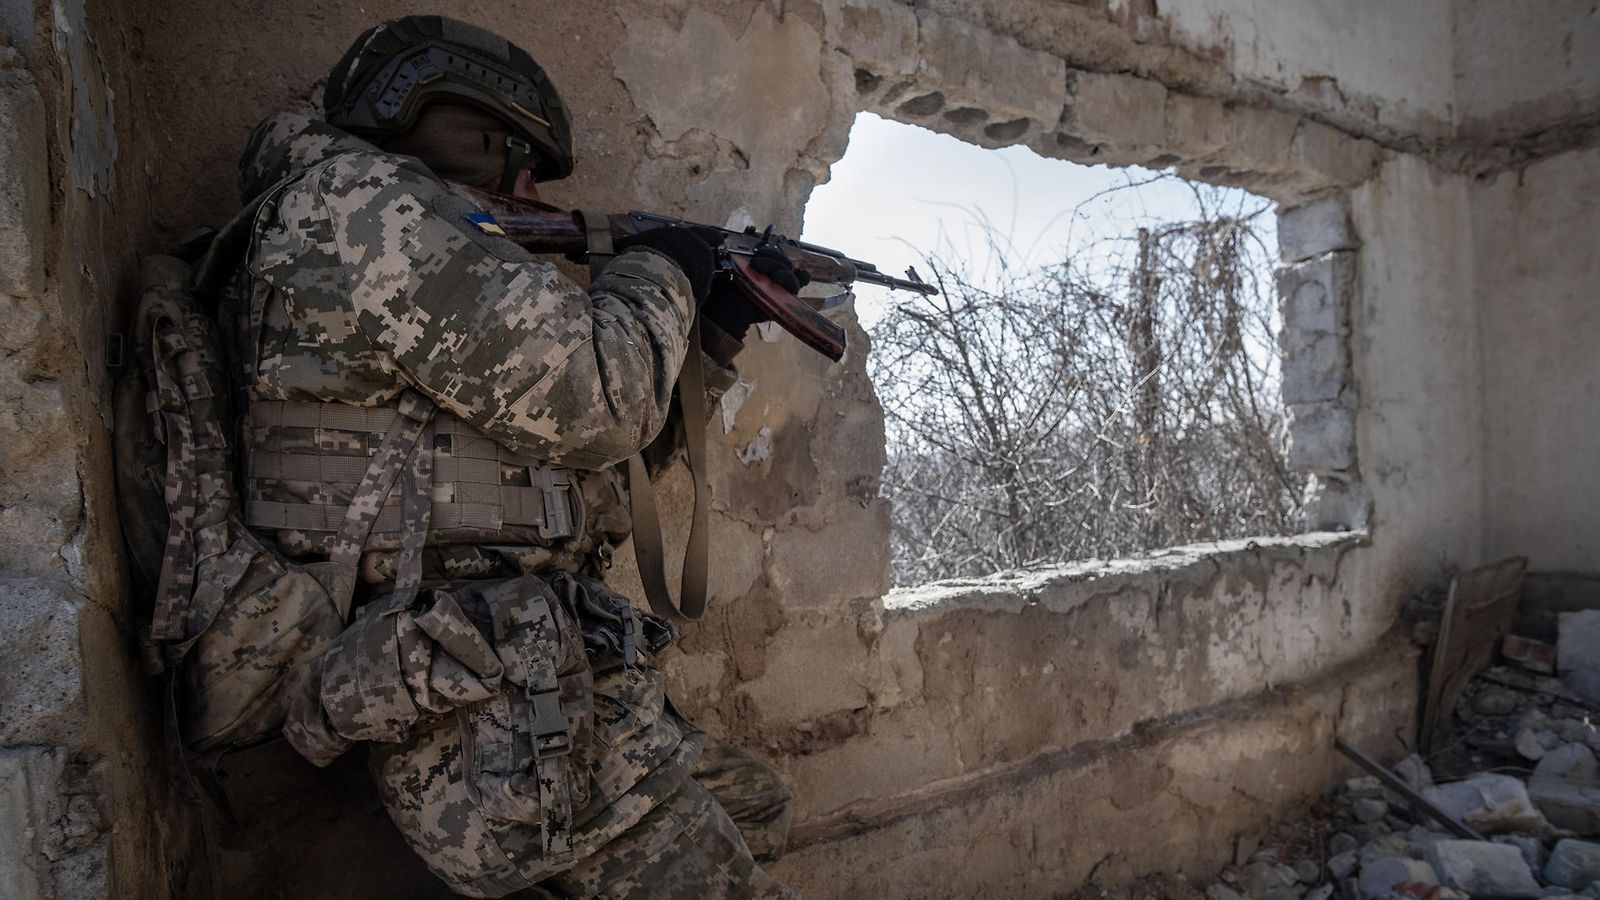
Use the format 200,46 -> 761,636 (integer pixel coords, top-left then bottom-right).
319,390 -> 437,621
627,320 -> 711,624
582,217 -> 712,625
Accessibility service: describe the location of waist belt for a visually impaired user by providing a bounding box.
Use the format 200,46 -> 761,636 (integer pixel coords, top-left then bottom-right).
246,400 -> 581,542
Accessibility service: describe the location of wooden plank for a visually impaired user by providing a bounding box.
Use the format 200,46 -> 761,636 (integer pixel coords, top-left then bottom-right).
1419,557 -> 1528,756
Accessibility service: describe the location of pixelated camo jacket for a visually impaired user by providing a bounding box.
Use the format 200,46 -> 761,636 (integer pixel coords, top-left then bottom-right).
239,111 -> 696,471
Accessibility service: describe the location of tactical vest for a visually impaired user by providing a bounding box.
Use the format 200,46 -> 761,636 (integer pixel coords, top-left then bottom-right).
241,397 -> 631,582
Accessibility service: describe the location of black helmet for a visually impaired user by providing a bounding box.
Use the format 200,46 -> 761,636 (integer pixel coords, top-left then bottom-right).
324,16 -> 575,182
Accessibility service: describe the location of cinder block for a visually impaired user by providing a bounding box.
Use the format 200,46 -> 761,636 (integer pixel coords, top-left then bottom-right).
1302,474 -> 1371,531
1287,401 -> 1356,471
917,10 -> 1067,127
1064,69 -> 1168,158
1278,195 -> 1357,262
831,0 -> 918,77
1277,252 -> 1355,405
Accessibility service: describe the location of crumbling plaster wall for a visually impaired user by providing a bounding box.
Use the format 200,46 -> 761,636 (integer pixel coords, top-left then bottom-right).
0,0 -> 205,897
0,0 -> 1589,897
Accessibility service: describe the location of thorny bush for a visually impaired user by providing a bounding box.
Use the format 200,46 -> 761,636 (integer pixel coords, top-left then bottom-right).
870,180 -> 1304,585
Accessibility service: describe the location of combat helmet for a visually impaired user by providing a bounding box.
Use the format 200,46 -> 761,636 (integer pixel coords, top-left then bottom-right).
324,16 -> 574,185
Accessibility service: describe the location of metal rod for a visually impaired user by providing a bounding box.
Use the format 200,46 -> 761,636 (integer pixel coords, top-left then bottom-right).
1333,737 -> 1486,841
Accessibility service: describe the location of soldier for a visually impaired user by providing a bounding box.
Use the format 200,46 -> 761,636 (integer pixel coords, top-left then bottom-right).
229,15 -> 799,899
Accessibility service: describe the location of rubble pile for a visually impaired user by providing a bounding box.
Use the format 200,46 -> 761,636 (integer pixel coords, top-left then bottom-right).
1194,609 -> 1600,900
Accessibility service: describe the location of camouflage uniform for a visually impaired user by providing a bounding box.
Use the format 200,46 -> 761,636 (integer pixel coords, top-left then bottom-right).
233,110 -> 795,898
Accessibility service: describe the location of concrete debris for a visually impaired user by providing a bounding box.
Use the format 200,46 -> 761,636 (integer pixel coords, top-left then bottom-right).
1191,628 -> 1600,900
1546,839 -> 1600,890
1394,755 -> 1435,793
1521,726 -> 1552,760
1475,686 -> 1522,716
1427,839 -> 1543,897
1420,773 -> 1550,833
1529,743 -> 1600,835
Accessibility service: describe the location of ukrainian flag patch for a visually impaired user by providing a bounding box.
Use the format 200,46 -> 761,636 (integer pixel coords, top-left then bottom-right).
465,212 -> 506,236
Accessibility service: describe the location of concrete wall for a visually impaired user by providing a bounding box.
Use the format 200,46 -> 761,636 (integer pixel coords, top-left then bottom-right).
1476,146 -> 1600,571
0,0 -> 206,896
1452,0 -> 1600,573
1,0 -> 1595,897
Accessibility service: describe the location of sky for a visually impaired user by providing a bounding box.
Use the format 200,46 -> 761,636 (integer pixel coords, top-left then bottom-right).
800,113 -> 1276,329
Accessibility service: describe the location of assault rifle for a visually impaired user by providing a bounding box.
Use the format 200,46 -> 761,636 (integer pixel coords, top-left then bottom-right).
450,183 -> 938,361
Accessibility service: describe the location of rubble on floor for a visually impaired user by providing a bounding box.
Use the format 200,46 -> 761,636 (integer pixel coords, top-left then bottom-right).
1074,608 -> 1600,900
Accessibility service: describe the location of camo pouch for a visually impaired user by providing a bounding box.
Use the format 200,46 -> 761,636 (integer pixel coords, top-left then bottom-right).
368,573 -> 693,897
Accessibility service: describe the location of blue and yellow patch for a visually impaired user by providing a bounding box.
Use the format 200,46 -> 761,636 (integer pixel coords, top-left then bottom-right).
465,212 -> 506,236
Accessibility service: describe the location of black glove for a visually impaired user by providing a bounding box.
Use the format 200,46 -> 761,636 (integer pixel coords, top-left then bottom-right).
614,228 -> 714,301
701,246 -> 811,343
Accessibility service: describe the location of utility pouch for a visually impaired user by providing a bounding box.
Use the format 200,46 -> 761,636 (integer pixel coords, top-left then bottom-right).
367,572 -> 689,897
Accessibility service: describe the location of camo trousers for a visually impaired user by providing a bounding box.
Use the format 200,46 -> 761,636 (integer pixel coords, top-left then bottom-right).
311,572 -> 794,898
537,743 -> 797,899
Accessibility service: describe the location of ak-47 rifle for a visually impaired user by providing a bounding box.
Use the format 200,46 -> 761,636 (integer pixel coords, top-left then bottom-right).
450,183 -> 939,361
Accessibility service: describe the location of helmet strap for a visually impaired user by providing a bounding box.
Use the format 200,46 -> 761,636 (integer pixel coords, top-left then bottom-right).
499,136 -> 532,194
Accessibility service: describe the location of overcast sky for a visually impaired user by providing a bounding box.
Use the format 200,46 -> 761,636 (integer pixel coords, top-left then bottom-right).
800,113 -> 1276,328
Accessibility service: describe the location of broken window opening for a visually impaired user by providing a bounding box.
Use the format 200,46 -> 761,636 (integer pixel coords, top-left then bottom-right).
803,113 -> 1304,587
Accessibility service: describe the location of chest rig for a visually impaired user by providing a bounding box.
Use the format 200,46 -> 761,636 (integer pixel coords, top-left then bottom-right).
242,393 -> 598,573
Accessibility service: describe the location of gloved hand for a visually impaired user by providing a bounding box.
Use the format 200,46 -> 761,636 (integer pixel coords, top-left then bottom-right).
614,228 -> 714,301
749,245 -> 810,294
702,246 -> 809,342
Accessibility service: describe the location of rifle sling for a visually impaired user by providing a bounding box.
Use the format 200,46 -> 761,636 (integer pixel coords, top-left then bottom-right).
582,213 -> 708,626
627,319 -> 711,624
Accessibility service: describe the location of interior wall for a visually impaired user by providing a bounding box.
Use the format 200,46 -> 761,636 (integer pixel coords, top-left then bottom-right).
1475,146 -> 1600,572
1452,0 -> 1600,141
1347,156 -> 1485,587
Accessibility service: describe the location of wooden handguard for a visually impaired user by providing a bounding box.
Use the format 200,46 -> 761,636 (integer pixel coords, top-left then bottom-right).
727,255 -> 846,362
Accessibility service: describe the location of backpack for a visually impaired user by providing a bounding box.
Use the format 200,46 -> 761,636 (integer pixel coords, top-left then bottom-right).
113,222 -> 346,755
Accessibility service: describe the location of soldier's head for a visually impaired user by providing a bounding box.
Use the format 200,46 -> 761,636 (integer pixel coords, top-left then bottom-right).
324,16 -> 572,199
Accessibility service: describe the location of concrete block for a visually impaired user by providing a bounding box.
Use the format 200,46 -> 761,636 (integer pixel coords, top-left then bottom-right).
0,748 -> 62,900
1065,69 -> 1168,159
1277,252 -> 1356,406
1278,251 -> 1356,336
1228,105 -> 1299,174
1287,401 -> 1356,471
1279,196 -> 1358,263
916,9 -> 1067,129
1166,92 -> 1231,158
1420,774 -> 1550,833
1530,743 -> 1600,834
1291,119 -> 1380,187
0,71 -> 48,296
1559,610 -> 1600,674
1547,839 -> 1600,890
828,0 -> 918,77
1426,840 -> 1542,898
1302,473 -> 1371,531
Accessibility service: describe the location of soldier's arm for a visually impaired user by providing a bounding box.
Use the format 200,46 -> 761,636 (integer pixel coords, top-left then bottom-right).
315,152 -> 694,469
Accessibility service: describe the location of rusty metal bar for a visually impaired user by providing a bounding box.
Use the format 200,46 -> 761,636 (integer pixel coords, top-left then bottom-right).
1333,737 -> 1486,842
